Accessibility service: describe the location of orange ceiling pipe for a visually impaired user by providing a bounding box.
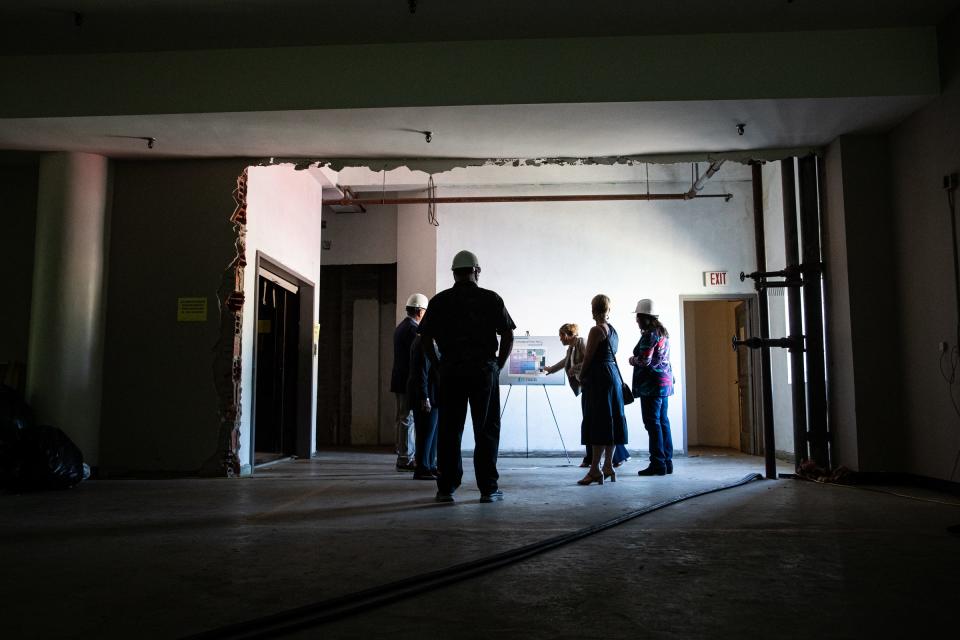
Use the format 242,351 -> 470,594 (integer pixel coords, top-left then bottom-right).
324,192 -> 732,206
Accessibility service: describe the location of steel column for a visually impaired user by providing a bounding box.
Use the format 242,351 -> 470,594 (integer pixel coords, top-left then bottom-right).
751,163 -> 778,479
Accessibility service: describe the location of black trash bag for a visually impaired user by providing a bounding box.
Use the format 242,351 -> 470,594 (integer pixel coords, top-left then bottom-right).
0,386 -> 84,490
17,425 -> 85,490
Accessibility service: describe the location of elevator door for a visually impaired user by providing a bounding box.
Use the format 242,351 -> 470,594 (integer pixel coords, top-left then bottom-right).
254,273 -> 300,465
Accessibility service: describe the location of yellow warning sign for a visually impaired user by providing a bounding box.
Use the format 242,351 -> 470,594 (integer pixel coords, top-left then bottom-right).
177,297 -> 208,322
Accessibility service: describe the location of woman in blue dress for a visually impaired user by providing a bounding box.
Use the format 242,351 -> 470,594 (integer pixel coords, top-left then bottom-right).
541,322 -> 630,469
577,294 -> 628,485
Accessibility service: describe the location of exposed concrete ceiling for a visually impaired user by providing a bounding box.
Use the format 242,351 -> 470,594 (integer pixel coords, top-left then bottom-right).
0,1 -> 953,174
0,97 -> 930,163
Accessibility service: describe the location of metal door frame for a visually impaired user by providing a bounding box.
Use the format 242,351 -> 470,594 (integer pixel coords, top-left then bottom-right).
250,251 -> 316,472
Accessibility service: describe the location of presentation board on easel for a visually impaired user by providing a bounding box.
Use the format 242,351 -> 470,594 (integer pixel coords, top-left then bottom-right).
497,333 -> 572,461
499,335 -> 566,386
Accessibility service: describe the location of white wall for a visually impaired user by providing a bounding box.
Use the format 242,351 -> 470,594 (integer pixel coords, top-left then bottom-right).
824,135 -> 901,472
316,193 -> 434,449
886,14 -> 960,480
761,161 -> 795,458
242,165 -> 324,470
823,141 -> 860,469
433,177 -> 757,455
101,158 -> 246,475
397,194 -> 438,322
321,202 -> 397,266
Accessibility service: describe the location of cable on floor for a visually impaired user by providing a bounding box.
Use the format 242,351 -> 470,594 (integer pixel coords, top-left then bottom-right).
783,470 -> 960,507
184,473 -> 764,639
811,479 -> 960,507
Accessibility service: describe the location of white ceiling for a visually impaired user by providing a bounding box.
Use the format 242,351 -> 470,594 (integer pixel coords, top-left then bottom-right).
0,0 -> 953,175
0,96 -> 931,164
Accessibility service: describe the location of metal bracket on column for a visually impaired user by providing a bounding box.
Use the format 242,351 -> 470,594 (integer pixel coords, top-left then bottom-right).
732,334 -> 805,353
740,263 -> 806,290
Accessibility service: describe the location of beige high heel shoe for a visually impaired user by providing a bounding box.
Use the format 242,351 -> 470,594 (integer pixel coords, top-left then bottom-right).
577,471 -> 603,485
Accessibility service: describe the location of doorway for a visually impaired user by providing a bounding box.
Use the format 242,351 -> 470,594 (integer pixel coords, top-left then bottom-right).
682,296 -> 762,455
253,265 -> 301,466
316,263 -> 397,447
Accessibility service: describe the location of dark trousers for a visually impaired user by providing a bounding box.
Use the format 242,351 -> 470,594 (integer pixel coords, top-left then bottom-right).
413,405 -> 439,473
640,395 -> 672,470
436,361 -> 501,495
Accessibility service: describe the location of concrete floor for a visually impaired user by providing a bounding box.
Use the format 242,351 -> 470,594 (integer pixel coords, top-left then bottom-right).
2,447 -> 958,639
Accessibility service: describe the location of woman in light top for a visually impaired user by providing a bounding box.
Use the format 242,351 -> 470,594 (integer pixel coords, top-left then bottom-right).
541,323 -> 585,394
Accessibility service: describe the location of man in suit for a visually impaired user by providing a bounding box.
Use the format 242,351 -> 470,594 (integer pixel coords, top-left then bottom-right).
391,293 -> 428,471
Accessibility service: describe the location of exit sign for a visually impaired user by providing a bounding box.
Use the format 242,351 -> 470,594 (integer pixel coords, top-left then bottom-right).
703,271 -> 728,286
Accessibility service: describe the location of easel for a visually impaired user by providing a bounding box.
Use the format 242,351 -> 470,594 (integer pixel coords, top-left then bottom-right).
500,383 -> 572,463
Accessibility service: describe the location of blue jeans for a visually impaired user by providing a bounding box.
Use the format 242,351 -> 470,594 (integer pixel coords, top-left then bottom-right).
640,395 -> 672,470
414,405 -> 438,473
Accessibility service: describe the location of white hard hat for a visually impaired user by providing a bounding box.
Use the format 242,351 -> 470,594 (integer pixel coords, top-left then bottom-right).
451,250 -> 480,270
405,293 -> 428,309
634,298 -> 658,317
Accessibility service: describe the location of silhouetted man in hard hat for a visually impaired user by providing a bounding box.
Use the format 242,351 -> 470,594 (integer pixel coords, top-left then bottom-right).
418,250 -> 515,503
391,293 -> 428,472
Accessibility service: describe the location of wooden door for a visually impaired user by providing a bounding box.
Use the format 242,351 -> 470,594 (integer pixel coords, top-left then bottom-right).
734,302 -> 756,454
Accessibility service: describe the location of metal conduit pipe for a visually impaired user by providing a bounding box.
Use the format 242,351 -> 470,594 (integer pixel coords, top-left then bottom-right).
750,162 -> 778,480
323,192 -> 733,206
184,473 -> 764,640
798,155 -> 830,469
780,158 -> 809,467
684,159 -> 726,199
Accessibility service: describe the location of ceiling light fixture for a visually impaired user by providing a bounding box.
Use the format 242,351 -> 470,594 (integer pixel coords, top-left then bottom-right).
398,128 -> 432,143
107,135 -> 156,149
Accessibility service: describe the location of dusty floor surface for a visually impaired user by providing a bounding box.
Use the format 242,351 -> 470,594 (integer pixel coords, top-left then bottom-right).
2,448 -> 958,639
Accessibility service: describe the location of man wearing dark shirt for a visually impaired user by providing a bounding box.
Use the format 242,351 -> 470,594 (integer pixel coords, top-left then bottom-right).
418,250 -> 515,503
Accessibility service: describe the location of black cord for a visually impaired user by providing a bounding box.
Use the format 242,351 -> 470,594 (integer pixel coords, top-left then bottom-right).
827,481 -> 960,507
427,175 -> 439,227
950,184 -> 959,350
183,474 -> 764,639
